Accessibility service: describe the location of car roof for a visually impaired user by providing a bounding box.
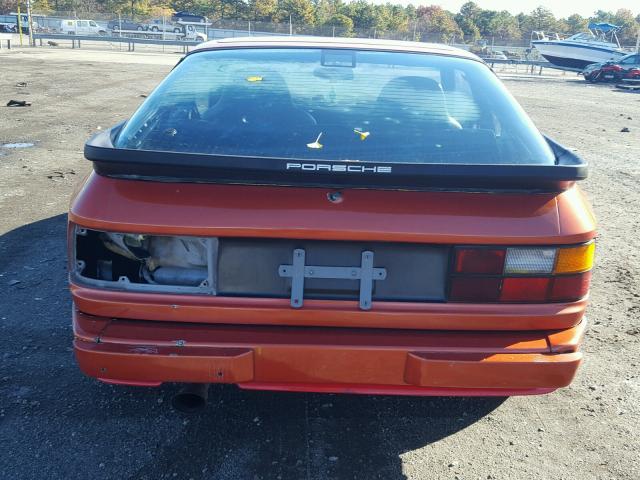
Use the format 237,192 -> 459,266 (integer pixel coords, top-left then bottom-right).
191,36 -> 483,63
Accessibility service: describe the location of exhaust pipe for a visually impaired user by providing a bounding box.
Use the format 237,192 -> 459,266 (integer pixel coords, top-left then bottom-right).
171,383 -> 210,413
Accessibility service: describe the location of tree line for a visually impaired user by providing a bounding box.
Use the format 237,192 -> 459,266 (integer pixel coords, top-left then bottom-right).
3,0 -> 640,45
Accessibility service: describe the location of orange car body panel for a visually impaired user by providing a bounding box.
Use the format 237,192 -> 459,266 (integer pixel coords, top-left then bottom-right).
69,173 -> 596,395
70,173 -> 595,245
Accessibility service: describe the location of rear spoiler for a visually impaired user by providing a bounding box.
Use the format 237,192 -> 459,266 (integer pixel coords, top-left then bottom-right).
86,124 -> 587,193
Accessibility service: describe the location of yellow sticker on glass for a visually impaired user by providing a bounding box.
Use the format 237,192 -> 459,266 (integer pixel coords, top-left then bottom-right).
307,132 -> 323,149
246,76 -> 263,82
354,128 -> 370,141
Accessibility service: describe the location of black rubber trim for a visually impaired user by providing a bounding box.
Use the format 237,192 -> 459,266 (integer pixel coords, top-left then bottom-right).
85,125 -> 588,192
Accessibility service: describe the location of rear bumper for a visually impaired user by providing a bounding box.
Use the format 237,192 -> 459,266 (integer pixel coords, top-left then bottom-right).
73,310 -> 585,396
71,283 -> 589,331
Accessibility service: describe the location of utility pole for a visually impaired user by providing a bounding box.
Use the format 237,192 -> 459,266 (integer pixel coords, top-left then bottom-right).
17,5 -> 23,46
289,14 -> 292,35
26,0 -> 34,46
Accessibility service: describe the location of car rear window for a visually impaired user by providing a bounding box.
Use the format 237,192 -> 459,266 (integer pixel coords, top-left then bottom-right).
115,48 -> 556,165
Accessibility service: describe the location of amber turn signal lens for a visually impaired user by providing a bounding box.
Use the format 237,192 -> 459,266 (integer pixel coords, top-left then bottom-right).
554,243 -> 595,274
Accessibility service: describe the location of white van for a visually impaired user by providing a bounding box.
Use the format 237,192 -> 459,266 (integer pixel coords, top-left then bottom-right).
183,24 -> 207,42
59,19 -> 107,36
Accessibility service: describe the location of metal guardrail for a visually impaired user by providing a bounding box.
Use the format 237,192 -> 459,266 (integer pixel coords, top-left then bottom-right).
32,33 -> 201,52
482,58 -> 583,74
483,58 -> 543,65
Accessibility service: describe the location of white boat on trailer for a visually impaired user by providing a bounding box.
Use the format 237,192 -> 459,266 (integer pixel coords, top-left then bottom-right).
532,23 -> 627,70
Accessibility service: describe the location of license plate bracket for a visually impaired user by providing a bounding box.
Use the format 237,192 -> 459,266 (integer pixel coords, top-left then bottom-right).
278,249 -> 387,310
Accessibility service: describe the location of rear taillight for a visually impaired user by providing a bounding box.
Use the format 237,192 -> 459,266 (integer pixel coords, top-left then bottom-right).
449,242 -> 594,303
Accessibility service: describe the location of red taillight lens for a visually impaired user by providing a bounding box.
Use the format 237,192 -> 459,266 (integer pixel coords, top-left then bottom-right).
549,271 -> 592,302
454,248 -> 505,274
500,277 -> 550,302
449,277 -> 501,302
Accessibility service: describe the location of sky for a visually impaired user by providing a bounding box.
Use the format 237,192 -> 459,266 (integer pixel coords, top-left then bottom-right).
367,0 -> 639,19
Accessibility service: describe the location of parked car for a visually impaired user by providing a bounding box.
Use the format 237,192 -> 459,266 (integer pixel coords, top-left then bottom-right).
582,53 -> 640,83
107,19 -> 145,32
623,68 -> 640,82
482,51 -> 508,61
142,22 -> 206,40
172,11 -> 207,23
502,50 -> 522,60
145,18 -> 182,33
617,68 -> 640,90
72,37 -> 595,409
0,22 -> 18,33
60,19 -> 107,36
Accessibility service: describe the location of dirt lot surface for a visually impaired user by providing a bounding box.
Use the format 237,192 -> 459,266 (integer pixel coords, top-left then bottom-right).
1,48 -> 639,480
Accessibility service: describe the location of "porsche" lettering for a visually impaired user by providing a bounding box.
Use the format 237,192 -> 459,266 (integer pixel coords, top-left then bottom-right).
286,163 -> 392,173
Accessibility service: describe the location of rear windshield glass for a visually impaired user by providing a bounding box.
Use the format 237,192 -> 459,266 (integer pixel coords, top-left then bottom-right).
115,48 -> 556,165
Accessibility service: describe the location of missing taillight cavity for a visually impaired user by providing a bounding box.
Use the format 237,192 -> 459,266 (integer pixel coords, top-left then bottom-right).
73,227 -> 215,294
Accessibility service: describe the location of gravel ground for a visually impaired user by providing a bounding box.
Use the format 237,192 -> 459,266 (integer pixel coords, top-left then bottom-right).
0,48 -> 638,480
